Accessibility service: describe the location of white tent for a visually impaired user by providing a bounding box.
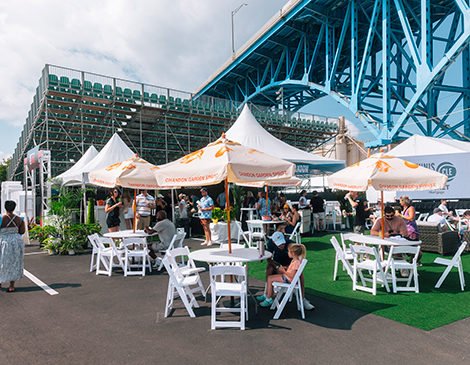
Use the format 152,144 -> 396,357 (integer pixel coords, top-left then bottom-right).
225,105 -> 345,174
62,133 -> 136,185
56,145 -> 99,185
389,135 -> 470,156
389,135 -> 470,199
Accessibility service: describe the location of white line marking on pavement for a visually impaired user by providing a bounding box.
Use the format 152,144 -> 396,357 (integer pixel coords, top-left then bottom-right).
191,238 -> 206,241
23,270 -> 59,295
24,252 -> 47,255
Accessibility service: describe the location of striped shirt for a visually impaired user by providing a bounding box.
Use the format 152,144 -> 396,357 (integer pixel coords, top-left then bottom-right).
135,193 -> 155,216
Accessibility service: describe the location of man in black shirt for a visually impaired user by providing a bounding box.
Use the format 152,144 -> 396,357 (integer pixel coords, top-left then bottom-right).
346,191 -> 370,234
310,190 -> 325,231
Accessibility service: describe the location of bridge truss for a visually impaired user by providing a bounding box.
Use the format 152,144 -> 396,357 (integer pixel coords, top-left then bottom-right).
195,0 -> 470,147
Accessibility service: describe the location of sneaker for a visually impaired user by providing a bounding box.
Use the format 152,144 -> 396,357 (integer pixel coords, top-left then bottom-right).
400,268 -> 409,278
417,261 -> 423,267
256,294 -> 266,301
259,298 -> 273,307
201,241 -> 208,246
302,298 -> 315,311
206,241 -> 213,246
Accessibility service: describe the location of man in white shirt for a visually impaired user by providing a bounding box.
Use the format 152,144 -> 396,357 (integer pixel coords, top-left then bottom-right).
428,208 -> 447,226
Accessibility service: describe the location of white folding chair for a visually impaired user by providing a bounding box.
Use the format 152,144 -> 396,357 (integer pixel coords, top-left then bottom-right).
162,256 -> 201,318
340,233 -> 357,255
88,233 -> 102,272
287,222 -> 301,245
330,236 -> 354,281
434,241 -> 467,291
417,213 -> 429,221
350,245 -> 390,295
234,221 -> 249,245
270,259 -> 308,319
95,237 -> 125,276
209,265 -> 248,330
156,231 -> 186,271
386,246 -> 420,293
121,237 -> 152,276
168,246 -> 206,298
247,221 -> 266,248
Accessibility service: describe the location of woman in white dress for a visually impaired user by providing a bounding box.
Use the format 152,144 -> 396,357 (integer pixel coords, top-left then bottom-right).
0,200 -> 26,292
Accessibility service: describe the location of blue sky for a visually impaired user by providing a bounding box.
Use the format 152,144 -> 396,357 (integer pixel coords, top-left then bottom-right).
0,0 -> 366,161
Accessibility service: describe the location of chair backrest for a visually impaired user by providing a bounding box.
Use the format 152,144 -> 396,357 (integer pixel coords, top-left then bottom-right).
340,233 -> 358,251
455,209 -> 466,218
331,236 -> 346,257
162,256 -> 184,284
248,221 -> 265,235
209,264 -> 247,282
168,246 -> 191,267
96,236 -> 113,250
285,259 -> 308,287
350,244 -> 381,264
289,222 -> 301,242
389,245 -> 420,265
122,237 -> 147,250
449,241 -> 467,264
88,234 -> 100,250
417,213 -> 429,221
168,231 -> 186,251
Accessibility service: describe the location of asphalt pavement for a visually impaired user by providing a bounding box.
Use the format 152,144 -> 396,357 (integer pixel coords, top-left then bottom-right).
0,239 -> 469,365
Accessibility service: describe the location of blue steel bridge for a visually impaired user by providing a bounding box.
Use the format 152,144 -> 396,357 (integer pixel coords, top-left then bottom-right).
195,0 -> 470,147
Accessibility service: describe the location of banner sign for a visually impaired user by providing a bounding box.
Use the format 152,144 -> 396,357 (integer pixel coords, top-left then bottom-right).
24,146 -> 41,171
396,153 -> 469,199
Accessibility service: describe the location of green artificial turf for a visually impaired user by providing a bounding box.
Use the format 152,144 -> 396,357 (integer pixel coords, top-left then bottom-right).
248,233 -> 470,331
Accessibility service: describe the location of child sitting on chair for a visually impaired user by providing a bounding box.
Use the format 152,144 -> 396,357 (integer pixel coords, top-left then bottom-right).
257,243 -> 306,307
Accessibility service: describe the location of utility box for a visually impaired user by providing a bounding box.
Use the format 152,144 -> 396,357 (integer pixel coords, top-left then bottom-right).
1,181 -> 34,219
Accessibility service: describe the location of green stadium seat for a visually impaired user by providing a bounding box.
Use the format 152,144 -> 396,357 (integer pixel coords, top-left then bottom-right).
133,90 -> 141,100
48,74 -> 59,88
159,95 -> 167,105
150,93 -> 159,103
124,88 -> 132,99
143,92 -> 149,102
103,84 -> 113,95
115,86 -> 123,97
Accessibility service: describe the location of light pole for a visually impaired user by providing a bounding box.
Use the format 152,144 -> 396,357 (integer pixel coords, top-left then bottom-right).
231,3 -> 248,59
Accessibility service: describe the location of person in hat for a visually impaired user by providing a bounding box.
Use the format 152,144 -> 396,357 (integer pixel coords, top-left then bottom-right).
197,187 -> 214,245
428,207 -> 448,227
256,225 -> 314,311
155,193 -> 167,215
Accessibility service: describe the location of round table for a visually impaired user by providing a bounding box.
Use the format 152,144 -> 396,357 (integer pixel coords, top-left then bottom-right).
190,247 -> 272,263
103,229 -> 158,240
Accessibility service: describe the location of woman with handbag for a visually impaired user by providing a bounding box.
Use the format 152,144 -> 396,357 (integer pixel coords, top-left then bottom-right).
0,200 -> 26,292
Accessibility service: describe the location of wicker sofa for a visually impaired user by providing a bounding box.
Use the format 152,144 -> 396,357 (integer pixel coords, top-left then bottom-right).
416,221 -> 460,256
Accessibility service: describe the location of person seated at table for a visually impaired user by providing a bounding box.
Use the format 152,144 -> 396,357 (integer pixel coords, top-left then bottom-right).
285,204 -> 301,235
458,210 -> 470,237
428,207 -> 448,229
298,190 -> 310,210
258,241 -> 309,308
279,204 -> 291,222
256,228 -> 314,311
439,199 -> 454,219
144,211 -> 176,261
370,206 -> 408,238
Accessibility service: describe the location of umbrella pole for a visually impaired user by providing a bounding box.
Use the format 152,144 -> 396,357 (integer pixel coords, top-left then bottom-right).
380,190 -> 385,260
225,179 -> 232,254
133,189 -> 137,233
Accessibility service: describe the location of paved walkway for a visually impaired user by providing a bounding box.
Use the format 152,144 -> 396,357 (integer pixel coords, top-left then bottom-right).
0,239 -> 469,364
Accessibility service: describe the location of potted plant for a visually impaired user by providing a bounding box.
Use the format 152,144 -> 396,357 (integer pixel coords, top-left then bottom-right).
212,207 -> 223,223
42,237 -> 60,255
223,206 -> 234,222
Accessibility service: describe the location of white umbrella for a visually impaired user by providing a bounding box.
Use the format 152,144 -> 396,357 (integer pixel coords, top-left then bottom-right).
155,134 -> 295,252
88,156 -> 163,232
328,151 -> 448,238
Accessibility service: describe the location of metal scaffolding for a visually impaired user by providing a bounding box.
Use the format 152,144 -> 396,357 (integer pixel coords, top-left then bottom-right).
8,64 -> 340,181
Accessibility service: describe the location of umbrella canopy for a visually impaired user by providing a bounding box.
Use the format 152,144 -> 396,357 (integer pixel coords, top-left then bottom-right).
155,134 -> 296,253
155,135 -> 295,187
88,156 -> 160,189
328,151 -> 448,243
236,176 -> 302,188
328,152 -> 448,192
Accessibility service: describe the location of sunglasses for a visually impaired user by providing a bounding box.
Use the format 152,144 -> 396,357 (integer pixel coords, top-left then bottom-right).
385,214 -> 394,219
